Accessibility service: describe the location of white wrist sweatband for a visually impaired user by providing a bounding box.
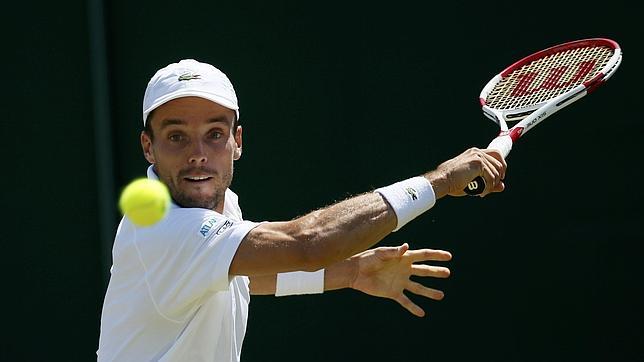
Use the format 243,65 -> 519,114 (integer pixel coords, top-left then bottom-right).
275,269 -> 325,296
375,176 -> 436,231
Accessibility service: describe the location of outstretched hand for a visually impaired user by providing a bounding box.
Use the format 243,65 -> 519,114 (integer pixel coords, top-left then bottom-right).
350,243 -> 451,317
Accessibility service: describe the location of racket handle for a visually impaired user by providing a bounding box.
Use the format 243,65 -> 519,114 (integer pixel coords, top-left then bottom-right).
463,135 -> 513,195
487,135 -> 513,158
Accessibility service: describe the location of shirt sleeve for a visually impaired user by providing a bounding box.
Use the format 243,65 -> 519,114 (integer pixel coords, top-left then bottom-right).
132,208 -> 258,320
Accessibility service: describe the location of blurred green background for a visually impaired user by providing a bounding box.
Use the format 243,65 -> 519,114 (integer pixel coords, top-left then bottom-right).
4,1 -> 642,361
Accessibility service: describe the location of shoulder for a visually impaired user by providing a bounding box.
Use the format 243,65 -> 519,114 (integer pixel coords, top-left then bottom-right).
164,207 -> 231,240
115,207 -> 228,248
146,206 -> 258,246
114,208 -> 245,264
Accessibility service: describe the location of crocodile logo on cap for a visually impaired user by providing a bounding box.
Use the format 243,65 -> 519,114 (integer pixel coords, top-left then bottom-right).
178,72 -> 201,81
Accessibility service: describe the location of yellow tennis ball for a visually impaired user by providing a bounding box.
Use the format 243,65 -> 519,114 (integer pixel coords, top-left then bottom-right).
119,178 -> 171,227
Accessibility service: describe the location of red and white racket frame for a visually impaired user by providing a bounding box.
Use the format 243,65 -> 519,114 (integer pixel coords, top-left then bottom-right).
464,38 -> 622,196
480,38 -> 622,158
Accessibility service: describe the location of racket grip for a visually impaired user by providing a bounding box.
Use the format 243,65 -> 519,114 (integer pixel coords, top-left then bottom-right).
487,135 -> 513,159
463,135 -> 513,195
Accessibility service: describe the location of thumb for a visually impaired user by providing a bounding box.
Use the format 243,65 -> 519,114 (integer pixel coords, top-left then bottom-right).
399,243 -> 409,255
376,243 -> 408,260
493,181 -> 506,192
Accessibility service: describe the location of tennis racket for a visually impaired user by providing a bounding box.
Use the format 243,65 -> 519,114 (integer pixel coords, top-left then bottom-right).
464,38 -> 622,195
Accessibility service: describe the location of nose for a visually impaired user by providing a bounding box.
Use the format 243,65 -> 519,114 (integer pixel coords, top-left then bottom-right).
188,140 -> 208,164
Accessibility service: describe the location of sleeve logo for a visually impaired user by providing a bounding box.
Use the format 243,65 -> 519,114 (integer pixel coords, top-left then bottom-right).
200,217 -> 234,238
200,217 -> 218,237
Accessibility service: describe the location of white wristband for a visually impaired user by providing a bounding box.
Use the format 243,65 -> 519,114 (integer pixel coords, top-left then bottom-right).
275,269 -> 325,296
375,176 -> 436,231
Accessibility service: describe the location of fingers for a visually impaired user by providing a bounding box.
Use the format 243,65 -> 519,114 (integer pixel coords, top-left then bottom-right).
392,248 -> 451,318
394,293 -> 425,317
411,264 -> 450,278
463,147 -> 507,196
483,149 -> 507,180
432,147 -> 508,197
407,281 -> 445,301
406,248 -> 452,263
394,282 -> 446,317
478,152 -> 504,197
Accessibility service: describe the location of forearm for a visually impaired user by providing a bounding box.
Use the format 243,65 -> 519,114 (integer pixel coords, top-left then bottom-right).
290,192 -> 395,270
232,192 -> 396,276
248,275 -> 276,295
249,258 -> 356,295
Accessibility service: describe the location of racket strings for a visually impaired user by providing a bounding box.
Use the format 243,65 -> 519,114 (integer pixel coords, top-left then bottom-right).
486,46 -> 614,111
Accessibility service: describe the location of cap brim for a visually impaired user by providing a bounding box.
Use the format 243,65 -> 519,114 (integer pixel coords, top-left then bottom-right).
143,89 -> 240,125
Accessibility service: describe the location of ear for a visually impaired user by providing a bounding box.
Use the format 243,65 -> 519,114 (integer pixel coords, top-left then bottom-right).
233,125 -> 243,160
141,131 -> 156,164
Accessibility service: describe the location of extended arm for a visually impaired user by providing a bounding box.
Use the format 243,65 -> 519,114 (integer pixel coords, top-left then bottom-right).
234,192 -> 395,276
230,148 -> 505,277
246,258 -> 354,296
249,243 -> 451,317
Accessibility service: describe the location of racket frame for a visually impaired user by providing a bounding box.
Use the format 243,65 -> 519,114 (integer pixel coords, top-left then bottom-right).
481,38 -> 622,145
463,38 -> 622,195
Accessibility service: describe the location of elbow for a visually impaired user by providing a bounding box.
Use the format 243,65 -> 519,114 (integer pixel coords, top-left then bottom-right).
299,248 -> 328,272
300,251 -> 327,272
292,229 -> 324,272
290,215 -> 332,272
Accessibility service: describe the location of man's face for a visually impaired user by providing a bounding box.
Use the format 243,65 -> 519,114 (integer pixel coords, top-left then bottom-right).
141,96 -> 242,213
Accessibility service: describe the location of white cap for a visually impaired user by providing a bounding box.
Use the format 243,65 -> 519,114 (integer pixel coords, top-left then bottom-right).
142,59 -> 239,126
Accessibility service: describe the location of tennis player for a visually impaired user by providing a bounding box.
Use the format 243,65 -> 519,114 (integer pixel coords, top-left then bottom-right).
97,59 -> 506,361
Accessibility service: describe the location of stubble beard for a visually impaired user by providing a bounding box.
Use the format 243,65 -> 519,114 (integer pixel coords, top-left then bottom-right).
157,165 -> 234,211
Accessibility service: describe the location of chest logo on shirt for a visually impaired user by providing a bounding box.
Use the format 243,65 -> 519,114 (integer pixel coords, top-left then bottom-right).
200,217 -> 234,237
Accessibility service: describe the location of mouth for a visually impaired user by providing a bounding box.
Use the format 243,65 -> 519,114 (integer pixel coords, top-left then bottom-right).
183,175 -> 214,183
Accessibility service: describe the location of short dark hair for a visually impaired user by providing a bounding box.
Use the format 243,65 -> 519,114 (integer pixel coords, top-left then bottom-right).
143,109 -> 157,141
143,109 -> 240,141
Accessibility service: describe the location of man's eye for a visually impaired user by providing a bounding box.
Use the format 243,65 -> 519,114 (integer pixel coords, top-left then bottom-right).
209,131 -> 223,139
169,134 -> 184,142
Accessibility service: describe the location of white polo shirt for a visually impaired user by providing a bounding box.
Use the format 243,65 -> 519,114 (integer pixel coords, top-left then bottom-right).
97,167 -> 258,361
